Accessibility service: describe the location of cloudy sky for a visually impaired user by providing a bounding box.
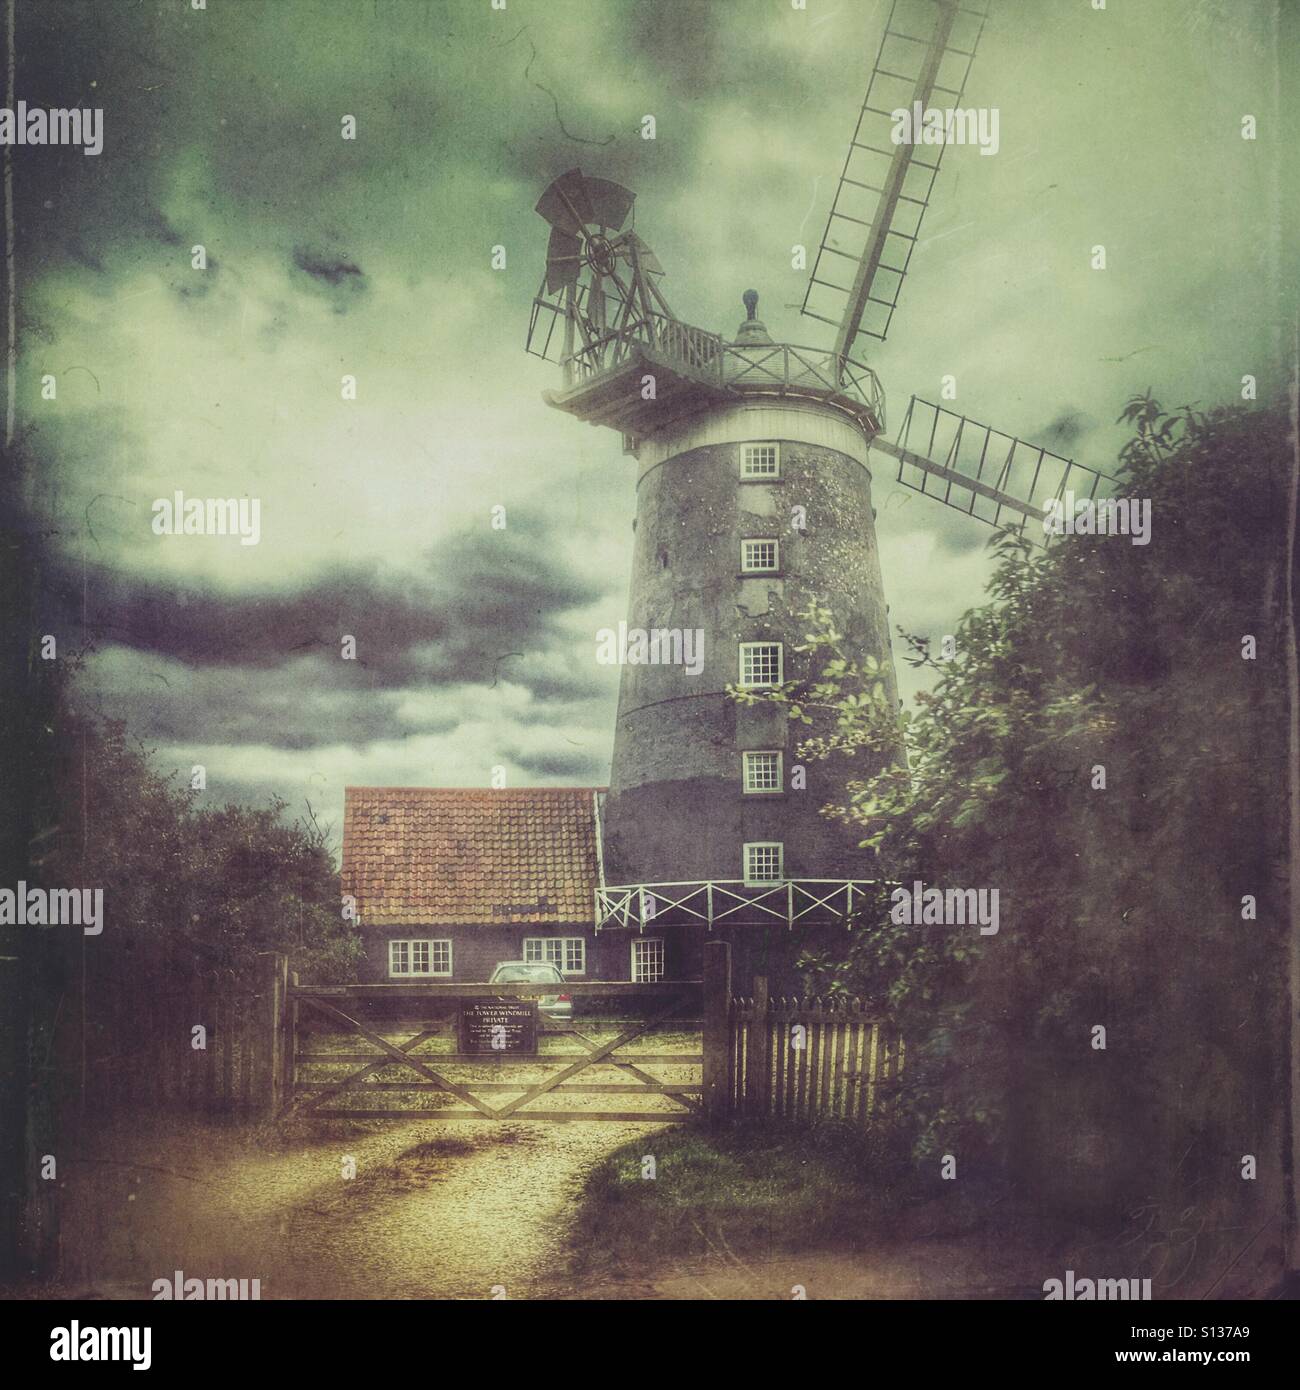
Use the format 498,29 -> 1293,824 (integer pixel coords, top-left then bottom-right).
17,0 -> 1291,845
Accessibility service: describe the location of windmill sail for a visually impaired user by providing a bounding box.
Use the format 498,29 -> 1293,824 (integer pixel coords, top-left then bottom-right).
874,397 -> 1119,539
802,0 -> 991,358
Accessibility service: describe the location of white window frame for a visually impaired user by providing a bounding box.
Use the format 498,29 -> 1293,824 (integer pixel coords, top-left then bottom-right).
739,641 -> 783,688
741,538 -> 780,574
631,937 -> 666,983
387,938 -> 452,978
742,750 -> 784,794
523,936 -> 587,976
743,841 -> 785,886
739,442 -> 781,480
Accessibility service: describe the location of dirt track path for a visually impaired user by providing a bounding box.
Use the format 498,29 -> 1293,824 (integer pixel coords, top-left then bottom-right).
69,1115 -> 670,1300
47,1116 -> 1165,1301
262,1119 -> 667,1299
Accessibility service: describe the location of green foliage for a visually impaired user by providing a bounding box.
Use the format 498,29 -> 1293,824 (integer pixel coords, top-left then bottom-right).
736,399 -> 1293,1174
570,1118 -> 920,1271
45,709 -> 362,983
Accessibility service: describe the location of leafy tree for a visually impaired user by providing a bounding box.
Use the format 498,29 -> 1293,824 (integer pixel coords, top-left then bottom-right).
734,399 -> 1293,1222
44,707 -> 361,984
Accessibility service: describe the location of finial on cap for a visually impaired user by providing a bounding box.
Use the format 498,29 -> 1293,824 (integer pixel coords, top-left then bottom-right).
743,289 -> 759,320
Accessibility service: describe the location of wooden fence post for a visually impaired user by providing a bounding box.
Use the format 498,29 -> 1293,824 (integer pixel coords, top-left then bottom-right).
745,975 -> 769,1116
702,940 -> 732,1123
260,953 -> 289,1116
282,969 -> 299,1112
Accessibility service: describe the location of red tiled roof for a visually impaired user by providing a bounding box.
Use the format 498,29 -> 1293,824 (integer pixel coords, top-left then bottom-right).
341,786 -> 604,927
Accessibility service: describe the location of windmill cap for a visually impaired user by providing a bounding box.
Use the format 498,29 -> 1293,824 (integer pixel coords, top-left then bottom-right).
733,289 -> 774,346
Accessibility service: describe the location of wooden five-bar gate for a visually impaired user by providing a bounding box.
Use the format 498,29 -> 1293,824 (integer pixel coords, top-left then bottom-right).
276,943 -> 901,1128
286,977 -> 712,1123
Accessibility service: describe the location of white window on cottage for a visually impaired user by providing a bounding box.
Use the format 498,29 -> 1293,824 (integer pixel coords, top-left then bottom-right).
739,641 -> 783,688
741,538 -> 779,573
743,842 -> 784,885
739,442 -> 780,480
523,937 -> 587,975
742,750 -> 783,794
388,938 -> 452,978
631,937 -> 666,983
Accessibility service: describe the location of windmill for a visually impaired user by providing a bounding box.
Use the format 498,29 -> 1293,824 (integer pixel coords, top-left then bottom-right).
522,0 -> 1117,979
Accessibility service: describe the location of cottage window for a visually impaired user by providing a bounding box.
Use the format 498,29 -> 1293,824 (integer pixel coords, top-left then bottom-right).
523,937 -> 587,975
739,641 -> 783,688
743,842 -> 784,885
739,442 -> 780,480
388,938 -> 452,978
742,750 -> 783,794
631,937 -> 665,983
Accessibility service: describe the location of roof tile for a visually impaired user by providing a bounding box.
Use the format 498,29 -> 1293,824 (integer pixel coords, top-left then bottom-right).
341,787 -> 605,927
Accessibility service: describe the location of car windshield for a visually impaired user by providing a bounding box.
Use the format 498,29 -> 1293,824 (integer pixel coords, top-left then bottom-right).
492,964 -> 563,984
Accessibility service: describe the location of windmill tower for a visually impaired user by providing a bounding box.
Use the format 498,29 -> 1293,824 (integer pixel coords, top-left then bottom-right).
524,0 -> 1114,979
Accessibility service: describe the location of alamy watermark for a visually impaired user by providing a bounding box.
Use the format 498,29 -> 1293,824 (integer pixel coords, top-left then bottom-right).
596,622 -> 704,675
891,102 -> 1000,156
1043,1270 -> 1152,1300
0,102 -> 103,156
49,1323 -> 150,1369
152,1270 -> 262,1300
1043,492 -> 1151,545
889,880 -> 999,936
0,882 -> 102,934
152,492 -> 261,545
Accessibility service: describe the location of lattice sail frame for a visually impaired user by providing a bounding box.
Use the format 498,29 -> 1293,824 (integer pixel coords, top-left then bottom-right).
876,397 -> 1119,539
802,0 -> 991,354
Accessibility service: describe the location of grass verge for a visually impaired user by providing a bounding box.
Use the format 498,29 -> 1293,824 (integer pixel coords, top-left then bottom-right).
569,1118 -> 928,1276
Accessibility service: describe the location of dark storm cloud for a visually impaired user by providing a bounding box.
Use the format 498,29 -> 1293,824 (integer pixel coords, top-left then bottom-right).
15,0 -> 461,270
143,209 -> 184,249
617,0 -> 823,133
512,662 -> 607,702
623,1 -> 726,97
491,12 -> 714,196
1036,409 -> 1097,458
18,0 -> 1279,823
292,248 -> 364,287
42,513 -> 606,696
291,246 -> 368,310
15,1 -> 178,267
507,745 -> 607,780
93,654 -> 454,753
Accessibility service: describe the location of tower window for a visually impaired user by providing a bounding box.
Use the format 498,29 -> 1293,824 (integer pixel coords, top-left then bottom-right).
739,641 -> 783,688
742,750 -> 783,794
740,442 -> 780,480
741,539 -> 779,573
743,842 -> 784,885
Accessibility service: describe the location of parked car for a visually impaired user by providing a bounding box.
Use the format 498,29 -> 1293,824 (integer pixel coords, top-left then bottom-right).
488,961 -> 572,1022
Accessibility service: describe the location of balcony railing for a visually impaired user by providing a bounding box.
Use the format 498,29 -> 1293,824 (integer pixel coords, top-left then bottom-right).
565,312 -> 724,385
722,342 -> 885,427
559,310 -> 885,429
594,878 -> 885,932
